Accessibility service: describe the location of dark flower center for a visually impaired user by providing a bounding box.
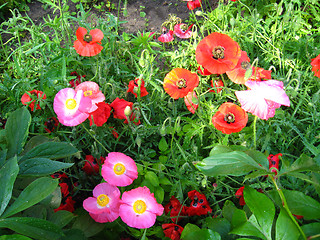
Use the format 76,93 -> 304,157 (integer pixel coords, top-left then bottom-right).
180,24 -> 188,31
84,33 -> 92,43
174,226 -> 179,231
241,61 -> 251,70
176,78 -> 187,89
212,46 -> 225,59
224,113 -> 235,123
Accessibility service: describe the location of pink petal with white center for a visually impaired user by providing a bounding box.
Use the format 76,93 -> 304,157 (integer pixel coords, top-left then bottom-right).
158,28 -> 174,43
89,210 -> 119,223
83,197 -> 106,214
75,81 -> 105,112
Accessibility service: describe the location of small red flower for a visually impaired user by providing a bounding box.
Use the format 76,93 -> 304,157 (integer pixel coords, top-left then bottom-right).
54,196 -> 76,213
163,68 -> 199,99
88,102 -> 111,126
268,153 -> 282,176
82,155 -> 105,175
59,182 -> 69,197
162,223 -> 184,240
197,66 -> 213,76
70,71 -> 85,88
109,127 -> 119,139
174,23 -> 193,39
110,98 -> 133,120
158,27 -> 174,43
235,186 -> 246,206
73,27 -> 104,57
21,90 -> 46,111
311,54 -> 320,78
186,0 -> 202,10
127,78 -> 149,98
185,190 -> 212,216
212,102 -> 248,134
248,67 -> 272,81
51,172 -> 68,180
184,91 -> 198,114
209,79 -> 224,93
44,117 -> 59,133
164,196 -> 187,223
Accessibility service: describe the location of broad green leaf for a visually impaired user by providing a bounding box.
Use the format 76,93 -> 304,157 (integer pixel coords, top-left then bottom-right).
0,234 -> 32,240
49,210 -> 76,228
145,171 -> 159,187
0,149 -> 7,167
245,150 -> 269,169
275,208 -> 300,240
196,151 -> 263,177
244,186 -> 275,239
159,137 -> 168,152
181,223 -> 221,240
72,211 -> 105,237
209,145 -> 233,156
154,186 -> 164,204
0,156 -> 19,217
61,229 -> 87,240
0,217 -> 63,240
230,221 -> 266,240
279,154 -> 320,176
20,142 -> 78,162
21,135 -> 51,154
5,107 -> 31,159
244,170 -> 270,181
222,200 -> 238,223
203,217 -> 231,238
19,158 -> 73,176
301,222 -> 320,239
2,177 -> 58,218
231,208 -> 247,228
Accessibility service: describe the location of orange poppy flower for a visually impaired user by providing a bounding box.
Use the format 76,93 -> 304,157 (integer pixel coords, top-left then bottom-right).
73,27 -> 104,57
311,54 -> 320,78
248,67 -> 272,81
226,51 -> 251,84
163,68 -> 199,99
196,32 -> 241,74
212,102 -> 248,134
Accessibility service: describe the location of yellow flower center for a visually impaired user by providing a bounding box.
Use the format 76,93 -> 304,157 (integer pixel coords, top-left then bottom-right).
224,113 -> 235,124
97,194 -> 109,207
113,163 -> 126,175
65,99 -> 77,110
176,78 -> 187,89
84,33 -> 92,43
84,90 -> 93,97
133,200 -> 147,214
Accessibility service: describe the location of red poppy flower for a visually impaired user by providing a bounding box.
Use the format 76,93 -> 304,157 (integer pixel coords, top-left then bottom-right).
226,51 -> 251,84
158,27 -> 174,43
21,90 -> 47,111
311,54 -> 320,78
59,182 -> 69,197
44,117 -> 59,133
184,91 -> 198,114
70,71 -> 85,88
174,23 -> 193,39
88,102 -> 111,126
235,186 -> 246,206
185,0 -> 202,10
54,196 -> 76,213
248,67 -> 272,81
82,155 -> 105,175
212,102 -> 248,134
185,190 -> 212,216
110,98 -> 134,120
162,223 -> 184,240
73,27 -> 104,57
164,196 -> 187,223
209,79 -> 224,93
163,68 -> 199,99
197,66 -> 213,76
127,78 -> 149,98
109,127 -> 119,139
268,153 -> 282,176
196,32 -> 241,74
293,214 -> 303,220
51,172 -> 68,180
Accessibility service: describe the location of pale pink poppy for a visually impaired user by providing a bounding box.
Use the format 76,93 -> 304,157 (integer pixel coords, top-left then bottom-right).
101,152 -> 138,187
184,91 -> 198,114
83,182 -> 120,223
158,27 -> 174,43
53,88 -> 92,126
119,186 -> 164,229
174,23 -> 193,39
75,81 -> 105,112
235,80 -> 290,120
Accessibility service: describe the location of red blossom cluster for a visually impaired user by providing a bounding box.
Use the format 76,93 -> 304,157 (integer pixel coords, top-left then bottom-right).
82,155 -> 105,175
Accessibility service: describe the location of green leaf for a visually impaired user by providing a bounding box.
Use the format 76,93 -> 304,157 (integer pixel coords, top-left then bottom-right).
49,211 -> 76,228
301,222 -> 320,239
231,209 -> 248,229
244,170 -> 270,181
61,229 -> 87,240
159,137 -> 168,152
209,145 -> 233,156
243,186 -> 275,239
222,200 -> 238,223
145,171 -> 159,187
20,142 -> 78,162
230,220 -> 266,240
5,107 -> 31,159
279,154 -> 320,176
275,208 -> 300,240
2,177 -> 58,218
0,156 -> 19,217
19,158 -> 73,176
181,223 -> 221,240
0,149 -> 7,167
0,234 -> 32,240
0,217 -> 63,240
154,186 -> 164,204
244,150 -> 269,169
196,151 -> 263,177
72,211 -> 105,237
203,217 -> 231,238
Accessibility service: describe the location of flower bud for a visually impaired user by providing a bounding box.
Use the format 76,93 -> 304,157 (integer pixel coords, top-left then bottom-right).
195,10 -> 203,16
124,106 -> 132,117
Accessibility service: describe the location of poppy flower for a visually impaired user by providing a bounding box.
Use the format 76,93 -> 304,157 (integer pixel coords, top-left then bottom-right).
127,78 -> 149,98
88,102 -> 111,127
101,152 -> 138,187
195,32 -> 241,74
110,127 -> 119,139
184,91 -> 198,114
197,66 -> 213,76
110,98 -> 133,120
174,23 -> 193,39
53,88 -> 92,126
185,0 -> 202,10
83,182 -> 121,223
119,186 -> 164,229
163,68 -> 199,99
293,214 -> 303,220
268,153 -> 282,176
44,117 -> 59,133
226,51 -> 251,84
82,155 -> 105,175
54,196 -> 76,213
21,90 -> 47,111
212,102 -> 248,134
235,80 -> 290,120
158,27 -> 174,43
70,71 -> 85,88
59,182 -> 69,197
164,196 -> 187,223
209,79 -> 224,93
235,186 -> 246,206
248,67 -> 272,81
185,190 -> 212,216
311,54 -> 320,78
75,81 -> 105,113
73,27 -> 104,57
162,223 -> 184,240
51,172 -> 69,180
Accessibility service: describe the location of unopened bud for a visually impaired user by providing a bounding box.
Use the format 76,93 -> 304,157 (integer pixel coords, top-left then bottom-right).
124,106 -> 132,117
195,10 -> 203,16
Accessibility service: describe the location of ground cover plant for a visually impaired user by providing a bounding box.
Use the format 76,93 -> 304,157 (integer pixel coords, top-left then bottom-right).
1,0 -> 320,239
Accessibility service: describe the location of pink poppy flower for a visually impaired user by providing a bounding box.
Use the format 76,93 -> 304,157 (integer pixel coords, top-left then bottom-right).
184,91 -> 198,114
235,80 -> 290,120
53,88 -> 92,126
75,81 -> 105,113
158,27 -> 174,43
83,182 -> 121,223
173,23 -> 193,39
101,152 -> 138,187
119,186 -> 164,229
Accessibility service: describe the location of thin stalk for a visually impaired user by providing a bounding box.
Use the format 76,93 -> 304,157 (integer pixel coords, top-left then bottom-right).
253,115 -> 257,149
81,123 -> 110,153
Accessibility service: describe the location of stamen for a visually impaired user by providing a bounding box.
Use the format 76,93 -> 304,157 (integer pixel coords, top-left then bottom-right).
176,78 -> 187,89
212,46 -> 225,59
84,33 -> 92,43
224,113 -> 235,123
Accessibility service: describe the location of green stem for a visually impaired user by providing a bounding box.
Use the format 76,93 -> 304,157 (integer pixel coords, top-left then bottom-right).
253,115 -> 257,149
81,123 -> 110,153
269,176 -> 307,240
